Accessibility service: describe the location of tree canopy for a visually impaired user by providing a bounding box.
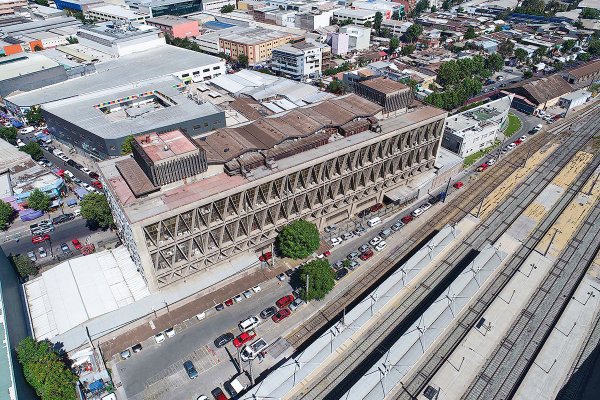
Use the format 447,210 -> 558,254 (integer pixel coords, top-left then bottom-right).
276,219 -> 320,259
561,39 -> 576,53
20,142 -> 44,161
17,337 -> 78,400
412,0 -> 430,17
485,53 -> 505,72
389,36 -> 400,53
327,80 -> 346,94
464,26 -> 477,40
400,44 -> 416,56
25,106 -> 44,126
0,200 -> 14,229
373,11 -> 383,35
121,135 -> 135,155
580,7 -> 600,19
298,259 -> 335,301
220,4 -> 235,13
497,40 -> 515,58
403,23 -> 423,43
514,48 -> 529,63
28,189 -> 51,212
238,54 -> 249,67
12,254 -> 37,278
588,39 -> 600,56
80,193 -> 113,228
0,126 -> 18,145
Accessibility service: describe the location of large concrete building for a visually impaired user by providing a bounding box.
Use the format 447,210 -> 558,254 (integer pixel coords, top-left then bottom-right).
99,94 -> 447,291
0,52 -> 68,98
355,77 -> 412,114
218,26 -> 298,65
146,15 -> 199,38
76,21 -> 166,57
271,41 -> 322,81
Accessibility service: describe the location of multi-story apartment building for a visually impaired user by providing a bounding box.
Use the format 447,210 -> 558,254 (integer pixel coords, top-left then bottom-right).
333,8 -> 375,26
86,5 -> 148,24
218,27 -> 297,65
271,41 -> 322,81
99,94 -> 447,291
146,15 -> 199,38
339,25 -> 371,51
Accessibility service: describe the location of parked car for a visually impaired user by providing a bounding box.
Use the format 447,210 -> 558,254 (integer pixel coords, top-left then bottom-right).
276,295 -> 294,308
214,333 -> 234,348
225,298 -> 234,306
401,215 -> 414,224
120,349 -> 131,359
348,260 -> 359,270
211,387 -> 228,400
72,239 -> 82,250
27,251 -> 37,262
272,308 -> 291,323
487,159 -> 496,166
243,290 -> 252,299
289,298 -> 304,312
234,294 -> 243,303
477,163 -> 489,172
183,360 -> 198,379
514,139 -> 522,146
369,236 -> 382,246
341,232 -> 354,241
360,249 -> 374,261
324,225 -> 337,233
347,251 -> 360,261
240,338 -> 268,362
165,327 -> 175,338
420,203 -> 432,212
258,252 -> 272,262
60,243 -> 70,254
358,244 -> 371,253
375,241 -> 387,251
335,268 -> 348,280
370,203 -> 384,212
215,303 -> 225,311
379,228 -> 392,239
132,343 -> 143,353
154,332 -> 166,344
32,234 -> 50,244
519,136 -> 527,142
252,285 -> 261,293
81,167 -> 91,174
391,222 -> 404,231
38,247 -> 47,258
357,209 -> 371,218
238,316 -> 260,332
332,260 -> 344,271
353,226 -> 367,236
91,180 -> 103,189
233,331 -> 256,348
260,306 -> 277,319
411,208 -> 424,217
277,273 -> 286,281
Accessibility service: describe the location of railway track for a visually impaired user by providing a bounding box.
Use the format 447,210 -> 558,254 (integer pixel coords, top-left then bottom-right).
462,185 -> 600,400
394,134 -> 600,400
293,107 -> 600,399
285,104 -> 599,351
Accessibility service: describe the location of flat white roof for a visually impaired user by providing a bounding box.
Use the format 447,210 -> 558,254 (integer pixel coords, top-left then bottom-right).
0,53 -> 61,81
24,246 -> 150,341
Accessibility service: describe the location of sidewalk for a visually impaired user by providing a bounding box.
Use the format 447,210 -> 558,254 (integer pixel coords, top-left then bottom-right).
50,138 -> 98,172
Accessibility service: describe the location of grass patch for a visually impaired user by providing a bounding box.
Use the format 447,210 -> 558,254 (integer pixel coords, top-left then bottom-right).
464,140 -> 500,167
504,113 -> 522,138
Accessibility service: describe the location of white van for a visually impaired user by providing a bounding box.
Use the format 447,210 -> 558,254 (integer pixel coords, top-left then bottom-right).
238,316 -> 260,332
64,170 -> 75,179
53,149 -> 64,157
367,217 -> 382,227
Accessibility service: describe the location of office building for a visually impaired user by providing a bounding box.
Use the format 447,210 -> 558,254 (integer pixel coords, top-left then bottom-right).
99,94 -> 447,291
218,26 -> 298,65
86,5 -> 149,24
339,24 -> 371,51
381,19 -> 412,36
77,21 -> 165,57
146,15 -> 199,38
329,32 -> 348,56
126,0 -> 203,17
201,0 -> 236,12
54,0 -> 105,12
333,8 -> 375,25
295,9 -> 335,31
441,95 -> 512,157
271,41 -> 322,81
42,76 -> 226,159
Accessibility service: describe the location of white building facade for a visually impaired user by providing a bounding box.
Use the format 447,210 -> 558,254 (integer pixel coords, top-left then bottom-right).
339,24 -> 371,51
271,42 -> 322,81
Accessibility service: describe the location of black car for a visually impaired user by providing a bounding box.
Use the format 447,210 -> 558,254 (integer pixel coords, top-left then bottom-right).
183,360 -> 198,379
214,332 -> 234,348
215,303 -> 225,311
67,159 -> 76,167
211,387 -> 227,400
52,213 -> 74,225
357,209 -> 371,218
284,268 -> 294,277
132,343 -> 143,353
260,306 -> 277,319
89,172 -> 99,179
335,267 -> 348,280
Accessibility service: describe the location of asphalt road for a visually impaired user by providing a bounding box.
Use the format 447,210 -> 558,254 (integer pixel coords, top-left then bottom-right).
117,280 -> 294,399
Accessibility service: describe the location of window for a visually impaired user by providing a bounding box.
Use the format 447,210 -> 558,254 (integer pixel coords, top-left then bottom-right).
182,73 -> 189,78
213,66 -> 220,70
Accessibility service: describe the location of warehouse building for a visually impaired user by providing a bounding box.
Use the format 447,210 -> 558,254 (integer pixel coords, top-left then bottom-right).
355,77 -> 412,114
42,76 -> 225,159
99,94 -> 447,291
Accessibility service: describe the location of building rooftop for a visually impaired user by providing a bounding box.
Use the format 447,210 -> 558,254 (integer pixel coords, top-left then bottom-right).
567,60 -> 600,79
0,137 -> 31,172
0,15 -> 80,37
146,15 -> 193,26
99,101 -> 446,224
77,21 -> 159,41
359,77 -> 410,95
218,26 -> 293,45
445,95 -> 512,136
0,52 -> 61,82
88,4 -> 148,19
135,130 -> 199,163
6,44 -> 223,107
506,74 -> 573,105
42,76 -> 223,140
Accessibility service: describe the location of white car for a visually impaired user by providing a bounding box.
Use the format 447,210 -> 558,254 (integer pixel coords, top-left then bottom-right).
154,332 -> 166,344
411,208 -> 424,217
369,236 -> 382,246
506,143 -> 516,151
82,183 -> 92,191
375,241 -> 387,251
38,247 -> 47,258
234,294 -> 243,303
81,167 -> 91,174
252,285 -> 262,293
487,158 -> 496,166
519,136 -> 527,142
341,232 -> 354,240
330,237 -> 342,246
238,316 -> 260,332
420,203 -> 432,212
165,327 -> 176,338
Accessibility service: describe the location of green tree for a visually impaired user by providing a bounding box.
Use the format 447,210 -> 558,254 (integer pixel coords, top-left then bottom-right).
412,0 -> 430,17
431,5 -> 437,12
403,23 -> 423,43
553,60 -> 564,71
121,135 -> 135,154
0,200 -> 14,229
17,337 -> 78,400
381,27 -> 391,38
389,36 -> 400,53
514,48 -> 528,63
276,219 -> 320,259
25,106 -> 44,126
533,45 -> 547,62
298,259 -> 335,301
515,0 -> 546,15
577,52 -> 591,61
464,26 -> 477,40
66,36 -> 78,44
238,54 -> 249,67
80,193 -> 113,228
485,52 -> 505,72
497,40 -> 514,58
327,80 -> 346,94
363,20 -> 372,28
220,4 -> 235,13
392,10 -> 400,20
35,0 -> 49,6
374,11 -> 383,35
523,69 -> 533,78
400,44 -> 416,56
442,0 -> 451,10
28,189 -> 51,212
561,39 -> 576,53
20,142 -> 43,161
580,7 -> 600,19
588,39 -> 600,56
12,254 -> 37,278
0,126 -> 18,145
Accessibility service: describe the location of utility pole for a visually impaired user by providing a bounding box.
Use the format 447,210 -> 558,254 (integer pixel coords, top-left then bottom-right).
249,357 -> 254,385
237,346 -> 242,371
443,177 -> 451,203
305,274 -> 309,303
271,242 -> 275,268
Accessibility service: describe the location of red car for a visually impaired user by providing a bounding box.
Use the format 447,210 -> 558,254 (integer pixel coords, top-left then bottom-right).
276,295 -> 294,308
477,163 -> 489,172
91,180 -> 103,189
370,203 -> 384,212
259,252 -> 272,262
225,298 -> 234,306
233,331 -> 256,348
401,215 -> 414,224
32,234 -> 50,244
514,139 -> 522,145
360,249 -> 374,261
272,308 -> 291,323
453,181 -> 464,189
72,239 -> 82,250
322,250 -> 331,257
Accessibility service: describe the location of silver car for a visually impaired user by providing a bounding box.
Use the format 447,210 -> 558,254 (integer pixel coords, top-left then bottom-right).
289,298 -> 304,312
